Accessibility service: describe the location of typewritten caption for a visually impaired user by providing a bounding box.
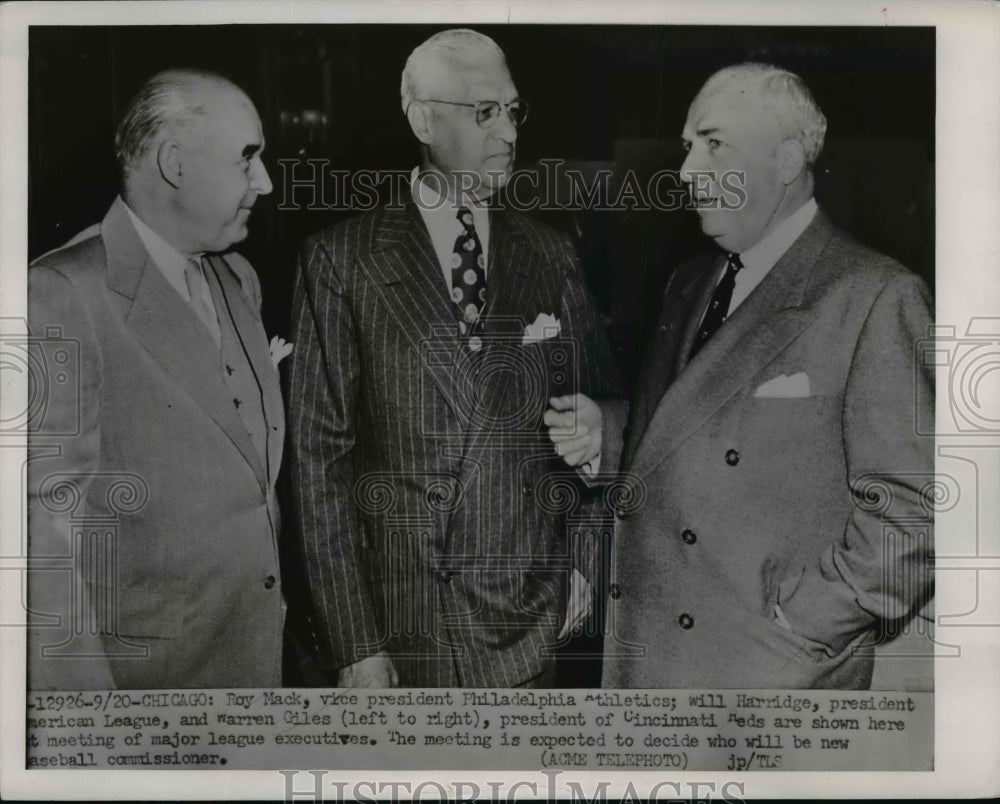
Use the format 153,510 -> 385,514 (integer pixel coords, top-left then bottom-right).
26,688 -> 931,771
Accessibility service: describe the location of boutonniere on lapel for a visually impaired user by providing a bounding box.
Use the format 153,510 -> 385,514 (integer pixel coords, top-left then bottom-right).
269,336 -> 294,369
522,313 -> 561,345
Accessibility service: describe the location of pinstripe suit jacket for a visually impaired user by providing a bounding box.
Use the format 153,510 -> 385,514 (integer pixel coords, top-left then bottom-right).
289,200 -> 620,687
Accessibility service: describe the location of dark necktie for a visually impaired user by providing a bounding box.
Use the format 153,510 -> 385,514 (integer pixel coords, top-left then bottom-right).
689,252 -> 742,361
450,207 -> 486,344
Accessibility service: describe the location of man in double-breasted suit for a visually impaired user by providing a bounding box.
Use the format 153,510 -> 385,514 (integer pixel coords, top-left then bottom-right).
548,63 -> 934,688
27,70 -> 285,689
288,29 -> 621,687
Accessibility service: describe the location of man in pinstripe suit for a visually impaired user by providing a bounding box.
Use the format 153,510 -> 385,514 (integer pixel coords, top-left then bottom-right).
288,29 -> 622,687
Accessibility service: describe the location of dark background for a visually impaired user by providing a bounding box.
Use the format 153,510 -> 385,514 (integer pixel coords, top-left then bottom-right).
29,25 -> 935,685
30,24 -> 934,385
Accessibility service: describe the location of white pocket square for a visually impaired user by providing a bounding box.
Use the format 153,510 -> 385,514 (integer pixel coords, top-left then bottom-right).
523,312 -> 561,344
754,372 -> 811,398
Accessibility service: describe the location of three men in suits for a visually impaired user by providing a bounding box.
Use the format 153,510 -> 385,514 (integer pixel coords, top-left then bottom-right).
27,70 -> 285,689
548,63 -> 934,688
288,29 -> 621,687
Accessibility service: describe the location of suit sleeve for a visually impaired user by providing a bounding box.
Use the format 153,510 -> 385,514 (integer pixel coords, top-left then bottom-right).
780,271 -> 935,654
27,265 -> 114,689
288,236 -> 382,673
553,233 -> 627,579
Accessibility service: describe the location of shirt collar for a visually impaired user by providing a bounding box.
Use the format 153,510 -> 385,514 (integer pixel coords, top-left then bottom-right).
739,197 -> 818,277
122,200 -> 201,301
410,166 -> 490,258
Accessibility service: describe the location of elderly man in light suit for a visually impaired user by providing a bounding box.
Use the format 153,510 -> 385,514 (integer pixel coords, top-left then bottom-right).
27,69 -> 285,689
289,29 -> 621,688
547,63 -> 934,689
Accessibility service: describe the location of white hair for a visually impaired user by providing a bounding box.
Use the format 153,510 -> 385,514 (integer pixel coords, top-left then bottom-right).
701,62 -> 828,165
400,28 -> 507,114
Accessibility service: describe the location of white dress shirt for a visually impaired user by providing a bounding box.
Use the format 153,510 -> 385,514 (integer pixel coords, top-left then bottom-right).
726,197 -> 818,316
122,200 -> 218,320
410,167 -> 490,291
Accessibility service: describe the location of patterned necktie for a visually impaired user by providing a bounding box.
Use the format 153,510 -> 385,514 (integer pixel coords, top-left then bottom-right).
450,207 -> 486,345
184,257 -> 221,348
689,252 -> 742,361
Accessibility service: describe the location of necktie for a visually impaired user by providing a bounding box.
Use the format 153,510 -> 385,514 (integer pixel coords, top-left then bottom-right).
689,252 -> 742,361
185,257 -> 221,348
450,207 -> 486,346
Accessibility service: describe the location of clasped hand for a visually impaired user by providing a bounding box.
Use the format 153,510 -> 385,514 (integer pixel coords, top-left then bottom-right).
543,393 -> 602,468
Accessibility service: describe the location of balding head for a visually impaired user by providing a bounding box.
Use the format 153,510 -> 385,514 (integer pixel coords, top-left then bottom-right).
117,69 -> 272,254
696,63 -> 827,166
116,69 -> 249,179
680,62 -> 824,253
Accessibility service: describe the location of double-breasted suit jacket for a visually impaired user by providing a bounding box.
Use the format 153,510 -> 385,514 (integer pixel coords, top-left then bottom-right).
601,209 -> 934,689
27,198 -> 285,690
289,200 -> 620,687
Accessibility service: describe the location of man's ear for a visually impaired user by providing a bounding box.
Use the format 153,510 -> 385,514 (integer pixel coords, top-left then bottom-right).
156,139 -> 184,189
406,101 -> 434,146
776,138 -> 806,185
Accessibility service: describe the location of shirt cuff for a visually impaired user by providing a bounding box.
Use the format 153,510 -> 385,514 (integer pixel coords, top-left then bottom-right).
578,453 -> 601,477
773,602 -> 794,632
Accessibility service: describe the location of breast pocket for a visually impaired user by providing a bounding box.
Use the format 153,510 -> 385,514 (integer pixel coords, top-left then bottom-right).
739,394 -> 842,458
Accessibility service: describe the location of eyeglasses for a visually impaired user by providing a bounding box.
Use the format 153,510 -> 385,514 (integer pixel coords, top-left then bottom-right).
416,98 -> 529,129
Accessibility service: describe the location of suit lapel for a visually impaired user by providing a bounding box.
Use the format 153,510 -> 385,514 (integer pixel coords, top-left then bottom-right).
628,212 -> 834,479
481,209 -> 534,333
358,202 -> 466,418
624,254 -> 720,463
205,254 -> 283,488
674,254 -> 727,376
101,199 -> 267,492
473,210 -> 566,427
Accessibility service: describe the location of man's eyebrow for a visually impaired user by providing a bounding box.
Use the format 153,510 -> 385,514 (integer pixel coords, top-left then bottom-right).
242,142 -> 263,158
695,126 -> 721,138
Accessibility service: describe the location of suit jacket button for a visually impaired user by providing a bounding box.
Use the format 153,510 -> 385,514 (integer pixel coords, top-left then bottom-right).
725,448 -> 740,466
264,575 -> 276,590
678,613 -> 694,629
521,482 -> 533,496
609,583 -> 623,600
681,528 -> 697,545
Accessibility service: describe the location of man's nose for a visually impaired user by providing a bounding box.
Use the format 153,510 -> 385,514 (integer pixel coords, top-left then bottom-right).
251,158 -> 273,196
679,147 -> 699,185
492,108 -> 518,145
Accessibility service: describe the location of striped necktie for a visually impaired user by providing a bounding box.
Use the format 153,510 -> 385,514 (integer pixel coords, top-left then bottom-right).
689,252 -> 742,360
